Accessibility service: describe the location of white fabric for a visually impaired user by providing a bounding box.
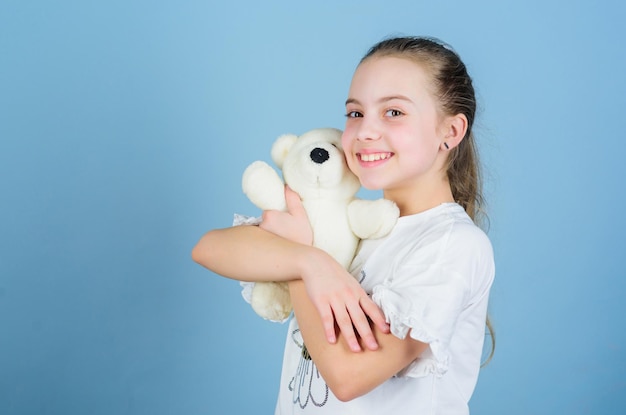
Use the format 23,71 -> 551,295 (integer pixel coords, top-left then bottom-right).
235,214 -> 293,323
269,203 -> 494,415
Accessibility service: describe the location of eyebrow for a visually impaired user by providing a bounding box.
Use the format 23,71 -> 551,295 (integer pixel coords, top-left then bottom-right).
345,95 -> 414,106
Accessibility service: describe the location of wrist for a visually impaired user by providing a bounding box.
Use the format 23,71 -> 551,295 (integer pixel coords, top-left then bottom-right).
293,244 -> 324,283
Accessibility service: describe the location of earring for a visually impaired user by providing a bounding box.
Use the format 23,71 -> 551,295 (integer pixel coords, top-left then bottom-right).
443,142 -> 449,150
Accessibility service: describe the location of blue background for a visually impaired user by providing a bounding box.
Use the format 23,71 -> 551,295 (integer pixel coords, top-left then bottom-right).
2,1 -> 625,414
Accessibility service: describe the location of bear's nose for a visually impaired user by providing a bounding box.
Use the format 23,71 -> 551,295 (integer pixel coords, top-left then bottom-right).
310,147 -> 330,164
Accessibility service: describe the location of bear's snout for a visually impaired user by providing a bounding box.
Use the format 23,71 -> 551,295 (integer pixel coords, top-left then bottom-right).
310,147 -> 330,164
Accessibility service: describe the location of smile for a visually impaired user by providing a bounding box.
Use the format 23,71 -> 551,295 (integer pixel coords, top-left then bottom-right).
358,152 -> 392,162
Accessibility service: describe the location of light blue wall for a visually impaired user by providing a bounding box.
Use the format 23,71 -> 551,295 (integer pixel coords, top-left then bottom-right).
2,1 -> 625,414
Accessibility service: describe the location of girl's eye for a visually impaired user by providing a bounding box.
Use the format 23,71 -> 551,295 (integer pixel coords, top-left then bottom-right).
345,110 -> 363,118
385,109 -> 403,117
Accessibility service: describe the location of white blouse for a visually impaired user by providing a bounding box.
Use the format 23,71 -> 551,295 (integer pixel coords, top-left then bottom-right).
273,203 -> 494,414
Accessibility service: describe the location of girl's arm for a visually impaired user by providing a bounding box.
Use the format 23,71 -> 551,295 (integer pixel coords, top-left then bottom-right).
191,188 -> 389,351
191,185 -> 314,282
289,280 -> 428,401
192,224 -> 313,283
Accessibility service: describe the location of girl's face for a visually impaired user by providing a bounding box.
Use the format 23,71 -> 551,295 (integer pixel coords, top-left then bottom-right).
342,56 -> 451,207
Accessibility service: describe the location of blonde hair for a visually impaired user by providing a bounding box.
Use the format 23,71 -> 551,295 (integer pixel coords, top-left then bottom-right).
362,36 -> 494,365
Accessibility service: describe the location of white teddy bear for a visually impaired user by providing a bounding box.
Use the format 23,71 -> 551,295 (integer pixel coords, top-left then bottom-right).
241,127 -> 399,322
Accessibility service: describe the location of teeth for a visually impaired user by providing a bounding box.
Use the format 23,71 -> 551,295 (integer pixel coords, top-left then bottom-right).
360,152 -> 391,162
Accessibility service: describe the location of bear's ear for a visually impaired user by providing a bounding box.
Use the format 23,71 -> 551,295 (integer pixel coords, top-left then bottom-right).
271,134 -> 298,168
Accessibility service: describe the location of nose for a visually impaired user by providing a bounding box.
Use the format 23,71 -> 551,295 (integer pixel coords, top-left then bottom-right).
355,115 -> 382,141
310,147 -> 330,164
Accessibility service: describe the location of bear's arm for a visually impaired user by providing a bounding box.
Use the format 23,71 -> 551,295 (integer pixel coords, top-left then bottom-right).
242,161 -> 287,211
348,198 -> 399,239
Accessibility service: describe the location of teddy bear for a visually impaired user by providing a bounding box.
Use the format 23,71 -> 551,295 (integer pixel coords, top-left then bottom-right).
240,127 -> 399,322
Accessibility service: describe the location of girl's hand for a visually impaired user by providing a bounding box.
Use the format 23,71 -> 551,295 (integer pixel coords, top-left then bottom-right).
299,252 -> 390,352
260,186 -> 313,246
262,186 -> 389,351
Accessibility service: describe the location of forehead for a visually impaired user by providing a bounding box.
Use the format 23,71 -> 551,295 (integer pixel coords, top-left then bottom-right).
348,56 -> 432,99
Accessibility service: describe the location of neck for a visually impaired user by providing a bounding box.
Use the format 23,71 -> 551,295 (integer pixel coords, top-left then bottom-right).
383,179 -> 454,217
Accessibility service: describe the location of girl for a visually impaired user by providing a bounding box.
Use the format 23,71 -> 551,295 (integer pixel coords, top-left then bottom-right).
192,36 -> 495,414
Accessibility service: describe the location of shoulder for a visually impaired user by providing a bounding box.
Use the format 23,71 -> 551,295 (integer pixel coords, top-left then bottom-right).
395,203 -> 494,289
447,213 -> 493,259
443,207 -> 495,295
395,203 -> 492,258
408,203 -> 493,258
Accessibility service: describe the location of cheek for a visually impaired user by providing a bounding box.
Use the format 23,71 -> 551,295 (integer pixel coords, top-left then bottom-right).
340,136 -> 358,173
340,131 -> 352,152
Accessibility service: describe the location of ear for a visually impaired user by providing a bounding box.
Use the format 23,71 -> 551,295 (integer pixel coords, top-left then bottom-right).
440,113 -> 468,151
271,133 -> 298,168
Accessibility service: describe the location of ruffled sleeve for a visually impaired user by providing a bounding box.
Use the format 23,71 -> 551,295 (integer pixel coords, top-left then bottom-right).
372,263 -> 469,378
355,204 -> 495,378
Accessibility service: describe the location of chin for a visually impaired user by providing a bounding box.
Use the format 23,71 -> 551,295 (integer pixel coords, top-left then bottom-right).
359,179 -> 385,191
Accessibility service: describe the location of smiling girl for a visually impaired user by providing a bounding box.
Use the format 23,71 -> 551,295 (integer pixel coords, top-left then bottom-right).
192,36 -> 495,414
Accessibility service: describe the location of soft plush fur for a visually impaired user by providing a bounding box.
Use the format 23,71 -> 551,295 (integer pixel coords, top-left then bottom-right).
242,128 -> 399,322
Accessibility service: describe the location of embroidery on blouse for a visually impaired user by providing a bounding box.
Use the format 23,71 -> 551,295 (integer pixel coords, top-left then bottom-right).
288,328 -> 329,408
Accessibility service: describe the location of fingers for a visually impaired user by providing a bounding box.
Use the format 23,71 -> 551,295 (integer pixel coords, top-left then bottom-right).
284,186 -> 306,217
302,251 -> 387,353
319,304 -> 337,345
360,296 -> 390,335
346,298 -> 379,351
332,295 -> 389,352
332,301 -> 362,352
318,299 -> 357,350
